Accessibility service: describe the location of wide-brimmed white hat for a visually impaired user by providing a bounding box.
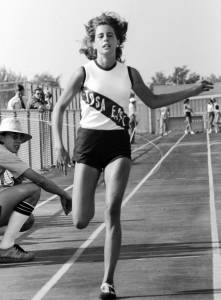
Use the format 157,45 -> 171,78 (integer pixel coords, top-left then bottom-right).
0,117 -> 32,143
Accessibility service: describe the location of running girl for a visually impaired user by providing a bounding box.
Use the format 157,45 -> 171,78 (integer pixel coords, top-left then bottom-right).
52,12 -> 213,299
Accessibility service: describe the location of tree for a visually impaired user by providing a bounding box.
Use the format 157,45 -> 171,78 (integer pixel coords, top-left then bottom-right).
150,65 -> 201,86
31,72 -> 61,87
0,66 -> 27,83
151,71 -> 168,85
207,74 -> 221,83
185,72 -> 200,84
171,66 -> 190,85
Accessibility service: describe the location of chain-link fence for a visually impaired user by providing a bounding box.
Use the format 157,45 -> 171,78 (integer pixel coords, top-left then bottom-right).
0,109 -> 81,172
0,81 -> 82,173
1,81 -> 219,174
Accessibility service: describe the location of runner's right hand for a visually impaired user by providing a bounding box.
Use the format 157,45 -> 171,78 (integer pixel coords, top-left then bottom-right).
55,147 -> 71,175
60,194 -> 72,215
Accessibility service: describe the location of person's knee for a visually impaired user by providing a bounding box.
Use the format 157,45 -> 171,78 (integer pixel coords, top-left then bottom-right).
105,203 -> 121,223
72,205 -> 94,229
14,186 -> 41,217
25,185 -> 41,206
72,213 -> 92,229
73,219 -> 90,229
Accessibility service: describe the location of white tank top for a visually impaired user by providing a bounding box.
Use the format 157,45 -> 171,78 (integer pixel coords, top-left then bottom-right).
80,60 -> 132,130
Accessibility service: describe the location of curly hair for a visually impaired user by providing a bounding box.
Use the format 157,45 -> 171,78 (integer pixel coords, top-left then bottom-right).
79,12 -> 128,62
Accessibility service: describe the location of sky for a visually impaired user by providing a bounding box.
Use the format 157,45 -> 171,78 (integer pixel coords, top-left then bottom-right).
0,0 -> 220,87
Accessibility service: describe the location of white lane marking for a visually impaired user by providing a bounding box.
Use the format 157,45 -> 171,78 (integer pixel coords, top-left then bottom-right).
31,222 -> 106,300
31,134 -> 185,300
131,135 -> 162,153
122,134 -> 185,208
207,131 -> 221,300
207,131 -> 220,252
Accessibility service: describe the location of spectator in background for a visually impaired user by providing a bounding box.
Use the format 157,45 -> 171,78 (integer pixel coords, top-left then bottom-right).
184,98 -> 194,135
26,87 -> 48,112
159,106 -> 170,136
128,93 -> 137,143
45,91 -> 53,110
7,84 -> 26,110
207,98 -> 215,134
214,103 -> 221,134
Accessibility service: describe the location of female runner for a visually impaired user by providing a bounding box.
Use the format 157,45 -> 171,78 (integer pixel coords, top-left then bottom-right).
52,12 -> 213,299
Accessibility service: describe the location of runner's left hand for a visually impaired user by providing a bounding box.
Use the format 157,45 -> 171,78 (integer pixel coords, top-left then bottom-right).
200,80 -> 214,92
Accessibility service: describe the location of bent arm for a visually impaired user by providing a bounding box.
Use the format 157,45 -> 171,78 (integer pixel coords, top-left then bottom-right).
130,67 -> 212,109
23,168 -> 71,199
52,67 -> 85,149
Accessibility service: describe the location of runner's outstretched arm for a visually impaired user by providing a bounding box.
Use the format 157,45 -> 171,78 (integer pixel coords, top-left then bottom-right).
130,67 -> 213,109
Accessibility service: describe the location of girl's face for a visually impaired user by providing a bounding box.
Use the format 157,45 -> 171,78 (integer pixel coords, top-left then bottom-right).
2,132 -> 23,153
93,24 -> 118,58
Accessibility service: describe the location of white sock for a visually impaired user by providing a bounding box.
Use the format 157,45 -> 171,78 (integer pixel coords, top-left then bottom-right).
0,212 -> 29,249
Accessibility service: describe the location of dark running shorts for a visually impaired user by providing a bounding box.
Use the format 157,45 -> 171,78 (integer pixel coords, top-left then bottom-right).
185,112 -> 192,122
73,128 -> 131,171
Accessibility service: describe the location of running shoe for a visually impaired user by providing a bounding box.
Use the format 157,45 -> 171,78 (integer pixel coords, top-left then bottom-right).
0,244 -> 35,263
99,282 -> 116,299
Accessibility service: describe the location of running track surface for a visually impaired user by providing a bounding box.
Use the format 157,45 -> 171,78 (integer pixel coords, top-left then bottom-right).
1,131 -> 221,300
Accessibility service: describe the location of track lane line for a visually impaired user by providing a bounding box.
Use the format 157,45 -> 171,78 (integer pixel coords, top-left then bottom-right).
131,135 -> 162,153
207,131 -> 221,300
122,134 -> 185,207
31,134 -> 185,300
